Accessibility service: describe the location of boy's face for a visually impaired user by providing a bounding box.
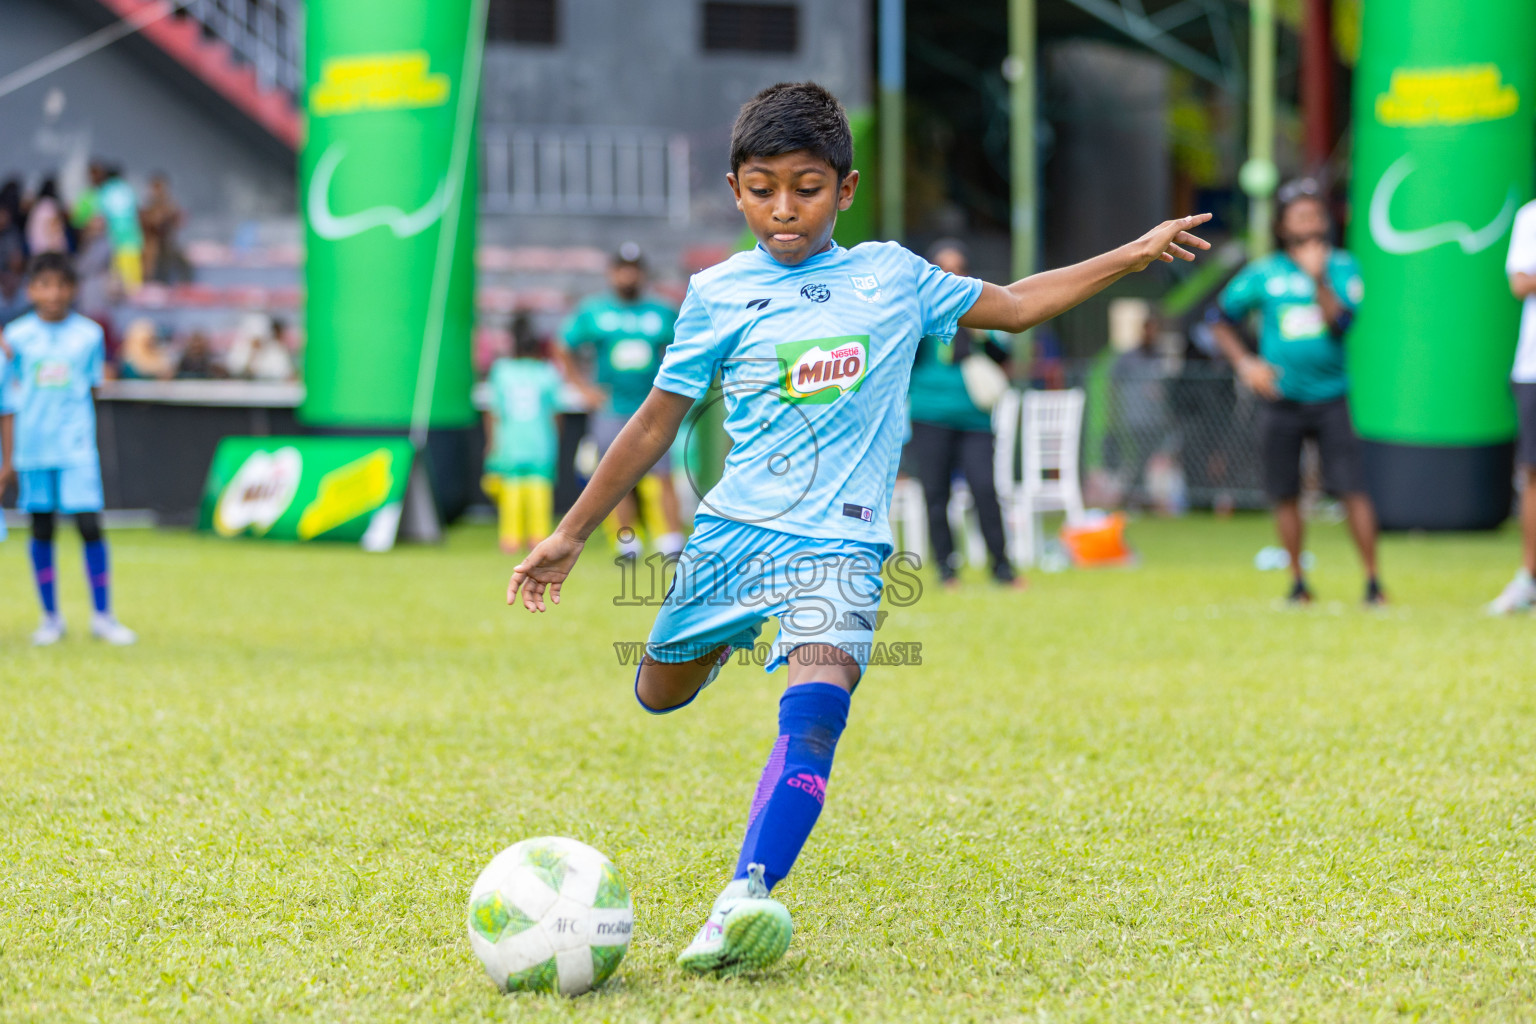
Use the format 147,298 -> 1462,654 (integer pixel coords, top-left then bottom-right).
28,271 -> 75,321
728,151 -> 858,266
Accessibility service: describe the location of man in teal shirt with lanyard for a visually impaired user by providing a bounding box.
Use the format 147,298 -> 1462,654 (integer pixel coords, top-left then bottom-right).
562,243 -> 685,558
1210,180 -> 1384,606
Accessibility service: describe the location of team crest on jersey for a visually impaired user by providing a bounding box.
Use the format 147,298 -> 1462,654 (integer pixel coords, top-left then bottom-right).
849,274 -> 882,302
799,283 -> 831,303
776,335 -> 870,404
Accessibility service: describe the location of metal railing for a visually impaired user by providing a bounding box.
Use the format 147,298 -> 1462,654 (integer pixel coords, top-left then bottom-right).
480,126 -> 692,224
1079,360 -> 1269,511
179,0 -> 302,95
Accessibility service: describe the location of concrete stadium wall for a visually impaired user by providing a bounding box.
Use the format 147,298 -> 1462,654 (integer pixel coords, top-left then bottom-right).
0,0 -> 295,219
480,0 -> 871,245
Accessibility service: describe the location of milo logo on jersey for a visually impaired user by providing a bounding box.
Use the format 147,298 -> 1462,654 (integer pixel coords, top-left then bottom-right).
777,335 -> 870,405
35,361 -> 72,389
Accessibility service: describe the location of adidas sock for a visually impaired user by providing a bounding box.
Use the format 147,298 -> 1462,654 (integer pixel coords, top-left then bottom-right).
29,539 -> 57,616
84,540 -> 111,614
733,682 -> 851,891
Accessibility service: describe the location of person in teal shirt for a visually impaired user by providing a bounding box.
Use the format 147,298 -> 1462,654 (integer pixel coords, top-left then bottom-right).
905,241 -> 1019,587
1211,179 -> 1383,606
483,314 -> 563,554
561,243 -> 684,557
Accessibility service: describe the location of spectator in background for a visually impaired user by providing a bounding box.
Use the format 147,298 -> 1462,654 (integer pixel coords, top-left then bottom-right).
25,178 -> 68,257
74,218 -> 117,323
905,240 -> 1021,588
561,242 -> 684,558
1208,179 -> 1384,606
1111,312 -> 1173,508
71,161 -> 105,228
1486,196 -> 1536,614
96,165 -> 144,295
0,179 -> 21,238
483,313 -> 563,554
118,319 -> 175,380
227,313 -> 296,381
140,173 -> 188,284
0,204 -> 26,323
175,330 -> 222,380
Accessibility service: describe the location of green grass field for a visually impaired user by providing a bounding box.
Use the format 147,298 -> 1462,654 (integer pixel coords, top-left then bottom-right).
3,514 -> 1535,1023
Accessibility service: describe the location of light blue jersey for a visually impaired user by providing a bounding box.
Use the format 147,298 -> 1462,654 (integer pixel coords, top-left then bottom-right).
655,241 -> 981,548
2,312 -> 106,470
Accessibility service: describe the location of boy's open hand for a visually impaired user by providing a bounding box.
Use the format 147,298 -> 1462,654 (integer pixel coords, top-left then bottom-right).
1130,213 -> 1214,270
508,531 -> 586,612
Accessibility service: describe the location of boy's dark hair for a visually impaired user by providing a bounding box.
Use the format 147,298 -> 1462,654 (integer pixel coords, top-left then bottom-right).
730,82 -> 853,180
28,251 -> 77,285
511,312 -> 541,358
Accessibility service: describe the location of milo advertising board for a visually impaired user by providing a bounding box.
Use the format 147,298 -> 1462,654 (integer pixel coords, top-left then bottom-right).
300,0 -> 482,430
1346,1 -> 1536,529
199,438 -> 416,551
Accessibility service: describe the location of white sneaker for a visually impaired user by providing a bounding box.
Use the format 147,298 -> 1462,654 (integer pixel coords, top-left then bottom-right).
31,615 -> 65,647
676,863 -> 793,975
1487,571 -> 1536,615
90,613 -> 138,645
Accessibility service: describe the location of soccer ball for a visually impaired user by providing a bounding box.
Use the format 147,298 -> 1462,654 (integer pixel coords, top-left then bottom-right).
465,836 -> 634,996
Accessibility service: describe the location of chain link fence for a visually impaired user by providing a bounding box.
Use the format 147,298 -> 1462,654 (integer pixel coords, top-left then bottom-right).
1072,358 -> 1271,512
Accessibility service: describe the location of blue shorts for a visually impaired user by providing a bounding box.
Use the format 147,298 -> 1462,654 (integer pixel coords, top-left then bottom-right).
18,464 -> 105,514
645,515 -> 891,676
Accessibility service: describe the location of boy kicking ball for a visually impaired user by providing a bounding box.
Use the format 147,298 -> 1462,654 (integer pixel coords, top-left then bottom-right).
508,82 -> 1211,974
0,253 -> 136,646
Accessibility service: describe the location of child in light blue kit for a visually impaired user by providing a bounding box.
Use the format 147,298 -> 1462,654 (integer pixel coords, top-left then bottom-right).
508,83 -> 1212,974
0,253 -> 136,646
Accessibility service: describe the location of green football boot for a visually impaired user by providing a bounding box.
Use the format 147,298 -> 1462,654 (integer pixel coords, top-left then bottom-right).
677,863 -> 793,976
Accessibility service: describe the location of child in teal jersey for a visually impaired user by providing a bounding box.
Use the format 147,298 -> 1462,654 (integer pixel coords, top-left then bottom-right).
483,314 -> 563,554
509,82 -> 1212,975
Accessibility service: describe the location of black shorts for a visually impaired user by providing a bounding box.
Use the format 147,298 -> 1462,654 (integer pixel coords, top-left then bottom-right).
1260,397 -> 1365,502
1516,383 -> 1536,470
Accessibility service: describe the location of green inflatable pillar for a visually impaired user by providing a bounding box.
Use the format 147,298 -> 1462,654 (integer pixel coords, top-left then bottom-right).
300,0 -> 483,433
1346,2 -> 1535,529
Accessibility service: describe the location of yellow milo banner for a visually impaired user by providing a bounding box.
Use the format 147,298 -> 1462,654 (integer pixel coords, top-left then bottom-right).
198,438 -> 415,551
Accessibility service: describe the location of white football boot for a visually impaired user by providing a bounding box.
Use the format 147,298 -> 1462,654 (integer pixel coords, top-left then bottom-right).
677,862 -> 793,975
90,613 -> 138,645
1487,571 -> 1536,616
31,614 -> 65,647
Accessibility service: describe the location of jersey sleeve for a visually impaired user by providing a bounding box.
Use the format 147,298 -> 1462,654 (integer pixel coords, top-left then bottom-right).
910,251 -> 983,341
652,280 -> 727,400
1508,203 -> 1536,277
1330,251 -> 1365,312
1218,263 -> 1266,319
84,321 -> 106,387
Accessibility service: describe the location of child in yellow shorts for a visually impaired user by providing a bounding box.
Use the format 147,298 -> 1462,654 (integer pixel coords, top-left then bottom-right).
483,316 -> 562,554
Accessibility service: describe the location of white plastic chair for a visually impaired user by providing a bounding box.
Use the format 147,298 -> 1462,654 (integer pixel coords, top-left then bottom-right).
995,388 -> 1086,567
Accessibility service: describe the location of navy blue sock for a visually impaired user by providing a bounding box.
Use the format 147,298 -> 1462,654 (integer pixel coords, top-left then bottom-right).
733,682 -> 851,890
30,540 -> 57,616
84,540 -> 110,614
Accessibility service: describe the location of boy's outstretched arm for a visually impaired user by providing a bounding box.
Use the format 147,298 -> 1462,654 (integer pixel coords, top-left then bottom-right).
960,214 -> 1213,333
507,387 -> 695,612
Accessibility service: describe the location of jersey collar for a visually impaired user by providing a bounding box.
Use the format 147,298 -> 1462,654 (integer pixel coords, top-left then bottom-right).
753,239 -> 845,272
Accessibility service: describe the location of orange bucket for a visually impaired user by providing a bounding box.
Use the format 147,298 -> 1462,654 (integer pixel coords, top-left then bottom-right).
1059,513 -> 1134,567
